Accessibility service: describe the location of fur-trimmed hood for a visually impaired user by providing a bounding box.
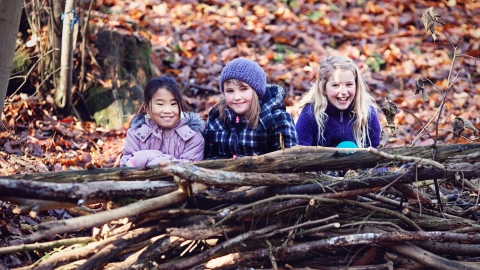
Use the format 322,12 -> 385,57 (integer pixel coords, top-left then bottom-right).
130,111 -> 205,132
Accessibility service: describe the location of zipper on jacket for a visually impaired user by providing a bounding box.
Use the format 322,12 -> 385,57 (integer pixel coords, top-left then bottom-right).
340,111 -> 343,123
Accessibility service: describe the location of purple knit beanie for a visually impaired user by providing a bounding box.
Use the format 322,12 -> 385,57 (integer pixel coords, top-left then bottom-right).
219,58 -> 267,99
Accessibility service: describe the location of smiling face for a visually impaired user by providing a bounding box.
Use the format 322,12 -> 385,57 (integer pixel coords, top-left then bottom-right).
146,88 -> 180,128
223,80 -> 254,115
324,69 -> 357,110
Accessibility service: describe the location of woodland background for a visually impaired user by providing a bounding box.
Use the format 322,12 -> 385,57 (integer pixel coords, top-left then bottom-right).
1,0 -> 480,268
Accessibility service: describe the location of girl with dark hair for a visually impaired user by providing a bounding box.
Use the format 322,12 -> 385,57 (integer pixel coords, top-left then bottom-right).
120,76 -> 205,167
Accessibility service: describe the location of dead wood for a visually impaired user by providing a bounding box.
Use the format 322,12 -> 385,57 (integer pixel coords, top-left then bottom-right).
212,231 -> 480,269
32,233 -> 127,270
411,241 -> 480,256
197,163 -> 480,205
392,183 -> 433,206
24,184 -> 207,244
0,179 -> 176,204
104,236 -> 184,270
0,237 -> 93,255
385,252 -> 430,269
156,223 -> 283,270
381,241 -> 480,270
4,144 -> 480,269
167,225 -> 243,240
4,144 -> 480,184
161,161 -> 319,186
4,197 -> 80,214
76,225 -> 165,270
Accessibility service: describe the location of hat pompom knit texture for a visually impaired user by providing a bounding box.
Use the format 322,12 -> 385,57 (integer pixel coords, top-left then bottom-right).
219,58 -> 267,99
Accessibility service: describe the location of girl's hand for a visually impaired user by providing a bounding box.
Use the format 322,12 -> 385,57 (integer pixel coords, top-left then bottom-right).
125,157 -> 135,167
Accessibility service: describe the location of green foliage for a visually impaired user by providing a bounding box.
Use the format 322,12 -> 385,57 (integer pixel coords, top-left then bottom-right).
173,44 -> 184,53
164,55 -> 176,63
114,197 -> 139,206
409,45 -> 421,55
273,53 -> 284,63
366,53 -> 386,72
273,44 -> 295,63
280,0 -> 297,9
306,10 -> 324,22
12,48 -> 30,75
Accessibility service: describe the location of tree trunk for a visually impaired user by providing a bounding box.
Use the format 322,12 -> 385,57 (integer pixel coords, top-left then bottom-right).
0,0 -> 23,130
54,0 -> 76,111
48,0 -> 65,86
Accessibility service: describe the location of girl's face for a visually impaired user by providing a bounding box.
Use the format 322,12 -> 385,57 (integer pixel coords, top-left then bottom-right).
223,80 -> 254,115
324,69 -> 356,110
146,88 -> 180,128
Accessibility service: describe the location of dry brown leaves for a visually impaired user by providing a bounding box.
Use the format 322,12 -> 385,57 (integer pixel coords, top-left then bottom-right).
2,0 -> 480,267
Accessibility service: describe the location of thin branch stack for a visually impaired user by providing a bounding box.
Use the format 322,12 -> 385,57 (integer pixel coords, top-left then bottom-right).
2,144 -> 480,269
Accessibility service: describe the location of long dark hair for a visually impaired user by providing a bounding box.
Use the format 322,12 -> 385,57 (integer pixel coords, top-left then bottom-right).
130,76 -> 189,128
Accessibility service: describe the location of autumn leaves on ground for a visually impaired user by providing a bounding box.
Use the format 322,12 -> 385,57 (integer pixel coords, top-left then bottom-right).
1,0 -> 480,268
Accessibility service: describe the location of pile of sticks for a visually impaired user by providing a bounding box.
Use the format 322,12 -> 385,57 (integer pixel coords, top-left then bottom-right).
2,144 -> 480,269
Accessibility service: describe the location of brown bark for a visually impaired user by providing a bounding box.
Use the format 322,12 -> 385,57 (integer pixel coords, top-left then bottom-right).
157,223 -> 283,270
0,179 -> 177,204
33,233 -> 127,270
24,184 -> 207,244
4,143 -> 480,183
76,225 -> 165,270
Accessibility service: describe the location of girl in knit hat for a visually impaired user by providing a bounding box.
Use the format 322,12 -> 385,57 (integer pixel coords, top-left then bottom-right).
296,55 -> 381,148
203,57 -> 298,159
120,76 -> 205,167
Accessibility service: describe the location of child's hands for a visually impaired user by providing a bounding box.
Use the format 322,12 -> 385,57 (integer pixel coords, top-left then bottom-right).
125,157 -> 135,167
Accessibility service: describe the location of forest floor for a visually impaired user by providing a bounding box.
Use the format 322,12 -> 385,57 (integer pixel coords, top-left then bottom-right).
1,0 -> 480,268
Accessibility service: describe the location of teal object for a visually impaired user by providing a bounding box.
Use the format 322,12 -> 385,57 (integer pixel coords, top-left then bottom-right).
336,141 -> 358,148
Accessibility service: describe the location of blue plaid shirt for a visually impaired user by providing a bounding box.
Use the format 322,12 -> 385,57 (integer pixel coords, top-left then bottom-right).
203,84 -> 298,159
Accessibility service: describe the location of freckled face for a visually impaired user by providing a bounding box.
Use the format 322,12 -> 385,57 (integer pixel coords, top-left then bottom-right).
146,88 -> 180,128
324,69 -> 356,111
223,81 -> 254,115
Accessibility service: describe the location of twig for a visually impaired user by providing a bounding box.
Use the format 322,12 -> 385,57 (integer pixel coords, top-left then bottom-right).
266,239 -> 278,270
167,225 -> 242,240
381,241 -> 480,270
263,215 -> 339,238
24,183 -> 207,243
366,147 -> 445,170
157,223 -> 283,270
214,195 -> 338,228
77,225 -> 164,270
8,49 -> 59,98
341,221 -> 404,231
0,237 -> 93,255
32,232 -> 127,270
460,205 -> 480,218
343,199 -> 423,231
399,107 -> 434,141
300,223 -> 341,236
32,67 -> 61,97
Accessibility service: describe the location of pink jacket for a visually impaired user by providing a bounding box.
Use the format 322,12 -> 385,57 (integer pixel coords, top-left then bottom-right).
120,112 -> 205,167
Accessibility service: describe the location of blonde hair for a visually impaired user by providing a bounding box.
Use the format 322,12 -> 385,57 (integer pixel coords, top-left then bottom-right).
297,55 -> 377,147
217,79 -> 261,129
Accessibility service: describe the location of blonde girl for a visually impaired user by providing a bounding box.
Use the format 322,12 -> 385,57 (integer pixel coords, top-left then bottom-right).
296,55 -> 381,148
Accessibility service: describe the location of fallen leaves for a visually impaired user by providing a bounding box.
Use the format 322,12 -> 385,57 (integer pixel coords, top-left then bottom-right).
0,95 -> 125,175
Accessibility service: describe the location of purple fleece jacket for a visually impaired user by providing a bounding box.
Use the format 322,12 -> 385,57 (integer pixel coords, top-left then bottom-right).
295,102 -> 381,147
120,112 -> 205,167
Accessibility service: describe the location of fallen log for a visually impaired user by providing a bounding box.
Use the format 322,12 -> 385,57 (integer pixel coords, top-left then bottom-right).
3,144 -> 480,183
0,180 -> 177,204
